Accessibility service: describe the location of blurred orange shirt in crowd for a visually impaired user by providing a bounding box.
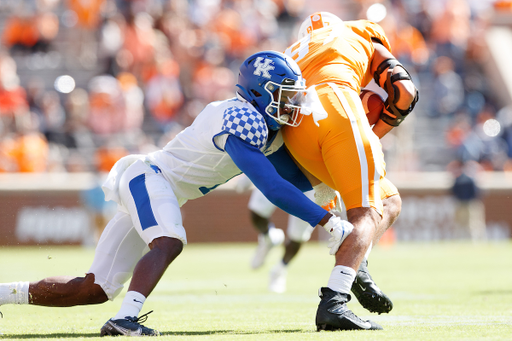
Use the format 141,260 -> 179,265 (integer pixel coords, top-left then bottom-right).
495,1 -> 512,10
145,59 -> 184,124
67,0 -> 105,29
0,87 -> 29,116
211,8 -> 255,58
123,21 -> 155,68
0,133 -> 48,172
383,22 -> 429,66
1,16 -> 39,47
95,146 -> 129,172
0,137 -> 18,172
431,0 -> 471,47
88,91 -> 124,134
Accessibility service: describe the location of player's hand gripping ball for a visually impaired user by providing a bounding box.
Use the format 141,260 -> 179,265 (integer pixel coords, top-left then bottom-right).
360,89 -> 384,125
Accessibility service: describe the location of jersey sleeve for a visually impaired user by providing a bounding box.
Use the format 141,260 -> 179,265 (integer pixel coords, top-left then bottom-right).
346,20 -> 392,53
218,106 -> 268,151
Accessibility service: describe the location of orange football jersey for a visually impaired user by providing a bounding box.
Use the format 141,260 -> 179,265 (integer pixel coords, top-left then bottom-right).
284,20 -> 392,93
282,20 -> 397,214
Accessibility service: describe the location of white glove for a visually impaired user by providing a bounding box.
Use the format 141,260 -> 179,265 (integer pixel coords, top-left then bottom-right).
322,215 -> 354,255
313,183 -> 336,208
313,183 -> 343,214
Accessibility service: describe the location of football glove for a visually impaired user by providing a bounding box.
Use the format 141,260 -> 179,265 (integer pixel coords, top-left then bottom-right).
314,183 -> 336,209
323,215 -> 354,255
314,183 -> 343,213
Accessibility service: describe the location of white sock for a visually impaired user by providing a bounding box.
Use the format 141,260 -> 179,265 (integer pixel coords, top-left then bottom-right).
275,260 -> 287,270
113,291 -> 146,320
364,241 -> 373,261
0,282 -> 29,305
327,266 -> 356,294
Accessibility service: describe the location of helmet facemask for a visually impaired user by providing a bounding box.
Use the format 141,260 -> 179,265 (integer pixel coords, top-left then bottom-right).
264,78 -> 306,128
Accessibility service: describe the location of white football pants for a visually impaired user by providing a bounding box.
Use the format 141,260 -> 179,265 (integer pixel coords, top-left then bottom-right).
88,159 -> 187,300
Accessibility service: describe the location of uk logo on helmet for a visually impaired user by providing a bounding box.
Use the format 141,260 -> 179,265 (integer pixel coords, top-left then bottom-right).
253,57 -> 275,79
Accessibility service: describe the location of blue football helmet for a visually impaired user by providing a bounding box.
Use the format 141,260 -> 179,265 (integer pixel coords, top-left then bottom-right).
236,51 -> 306,131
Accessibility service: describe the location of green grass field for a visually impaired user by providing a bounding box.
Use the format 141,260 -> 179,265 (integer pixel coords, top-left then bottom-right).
0,241 -> 511,340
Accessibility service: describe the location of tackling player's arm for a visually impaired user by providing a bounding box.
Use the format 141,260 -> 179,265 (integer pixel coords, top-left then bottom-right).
226,134 -> 351,255
225,134 -> 329,226
266,146 -> 338,211
266,145 -> 318,191
371,39 -> 419,138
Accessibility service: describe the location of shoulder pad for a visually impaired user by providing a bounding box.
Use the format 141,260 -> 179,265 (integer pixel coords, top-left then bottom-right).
222,106 -> 268,150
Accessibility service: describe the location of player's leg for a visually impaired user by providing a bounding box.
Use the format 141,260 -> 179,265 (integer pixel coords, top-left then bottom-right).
248,188 -> 284,269
100,236 -> 182,337
285,84 -> 383,330
268,190 -> 315,293
100,160 -> 186,336
351,179 -> 401,314
0,275 -> 107,307
316,206 -> 382,330
27,274 -> 107,306
0,210 -> 141,308
318,86 -> 387,329
373,180 -> 402,245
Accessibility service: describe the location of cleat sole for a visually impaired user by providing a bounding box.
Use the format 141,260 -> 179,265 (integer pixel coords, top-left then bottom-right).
355,292 -> 393,314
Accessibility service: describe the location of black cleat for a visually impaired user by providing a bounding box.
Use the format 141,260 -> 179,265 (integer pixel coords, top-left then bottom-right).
351,260 -> 393,314
100,310 -> 160,337
316,287 -> 383,331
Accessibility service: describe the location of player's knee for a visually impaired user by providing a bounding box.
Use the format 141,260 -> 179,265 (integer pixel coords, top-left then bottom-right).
384,195 -> 402,223
79,274 -> 109,304
150,236 -> 183,264
348,207 -> 381,228
287,240 -> 302,253
286,240 -> 302,256
250,211 -> 270,233
283,240 -> 302,264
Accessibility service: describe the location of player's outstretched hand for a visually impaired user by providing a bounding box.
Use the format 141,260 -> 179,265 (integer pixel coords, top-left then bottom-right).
322,215 -> 354,255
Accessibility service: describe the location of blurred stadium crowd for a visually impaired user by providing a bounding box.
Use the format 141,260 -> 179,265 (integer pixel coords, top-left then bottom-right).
0,0 -> 511,174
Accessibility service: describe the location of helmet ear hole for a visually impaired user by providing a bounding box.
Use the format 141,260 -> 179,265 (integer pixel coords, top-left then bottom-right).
251,89 -> 262,97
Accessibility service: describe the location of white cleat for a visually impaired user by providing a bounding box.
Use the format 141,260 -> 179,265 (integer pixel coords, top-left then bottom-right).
251,226 -> 285,269
268,262 -> 287,293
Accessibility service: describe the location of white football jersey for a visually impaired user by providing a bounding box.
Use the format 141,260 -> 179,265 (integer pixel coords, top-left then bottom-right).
147,98 -> 283,206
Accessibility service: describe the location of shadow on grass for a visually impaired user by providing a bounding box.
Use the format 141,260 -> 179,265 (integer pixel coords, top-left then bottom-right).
0,333 -> 100,339
474,290 -> 512,295
1,329 -> 306,338
161,329 -> 305,336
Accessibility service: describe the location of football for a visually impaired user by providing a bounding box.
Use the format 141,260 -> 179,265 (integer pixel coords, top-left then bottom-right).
360,89 -> 384,125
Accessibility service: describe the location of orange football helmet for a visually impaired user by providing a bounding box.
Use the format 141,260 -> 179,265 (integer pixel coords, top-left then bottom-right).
297,12 -> 343,40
